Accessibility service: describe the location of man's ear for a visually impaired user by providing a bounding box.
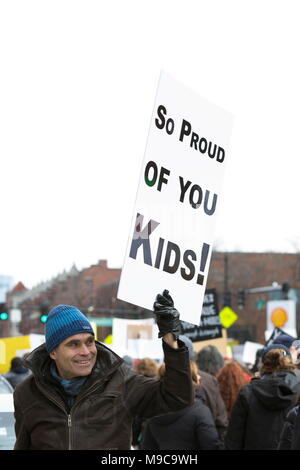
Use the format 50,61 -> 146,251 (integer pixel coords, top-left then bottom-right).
50,350 -> 57,360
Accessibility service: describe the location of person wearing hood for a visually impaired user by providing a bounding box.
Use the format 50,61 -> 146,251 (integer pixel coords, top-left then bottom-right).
277,392 -> 300,450
3,356 -> 31,389
141,360 -> 224,450
225,344 -> 300,450
13,290 -> 194,450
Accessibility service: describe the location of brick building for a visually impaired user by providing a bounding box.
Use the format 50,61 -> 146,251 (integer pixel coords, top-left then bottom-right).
92,252 -> 300,344
206,252 -> 300,343
4,260 -> 122,338
3,252 -> 300,344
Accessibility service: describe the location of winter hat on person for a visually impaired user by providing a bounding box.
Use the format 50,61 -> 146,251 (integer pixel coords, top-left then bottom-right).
261,343 -> 291,361
45,305 -> 94,353
274,333 -> 296,349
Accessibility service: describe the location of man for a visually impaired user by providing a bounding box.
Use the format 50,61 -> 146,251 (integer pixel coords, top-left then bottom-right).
13,290 -> 193,450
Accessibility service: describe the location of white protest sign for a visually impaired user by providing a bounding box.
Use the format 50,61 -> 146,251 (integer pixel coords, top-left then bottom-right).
266,300 -> 296,332
265,300 -> 297,340
242,341 -> 264,365
118,72 -> 234,325
111,317 -> 163,360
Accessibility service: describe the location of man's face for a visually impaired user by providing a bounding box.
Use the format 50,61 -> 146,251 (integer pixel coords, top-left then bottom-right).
50,333 -> 97,380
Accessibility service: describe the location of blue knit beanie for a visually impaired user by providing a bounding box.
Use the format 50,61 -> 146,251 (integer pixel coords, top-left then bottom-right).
45,305 -> 94,353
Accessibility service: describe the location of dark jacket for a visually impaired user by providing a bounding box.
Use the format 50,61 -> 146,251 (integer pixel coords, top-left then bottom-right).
13,340 -> 193,450
132,385 -> 208,449
197,370 -> 228,440
141,399 -> 224,450
277,404 -> 299,450
225,370 -> 300,450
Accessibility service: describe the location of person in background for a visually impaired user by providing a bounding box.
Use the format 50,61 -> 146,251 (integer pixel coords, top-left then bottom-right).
275,333 -> 300,369
135,358 -> 159,378
178,336 -> 228,441
250,348 -> 264,376
278,338 -> 300,449
3,357 -> 31,389
196,345 -> 225,377
225,343 -> 300,450
13,290 -> 193,450
251,334 -> 299,376
294,347 -> 300,371
216,360 -> 248,419
277,388 -> 300,449
141,360 -> 224,450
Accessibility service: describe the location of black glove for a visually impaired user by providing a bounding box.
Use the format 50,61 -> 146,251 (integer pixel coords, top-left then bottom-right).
153,289 -> 183,339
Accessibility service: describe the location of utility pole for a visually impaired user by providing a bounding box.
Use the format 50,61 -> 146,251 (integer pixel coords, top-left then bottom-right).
223,253 -> 232,306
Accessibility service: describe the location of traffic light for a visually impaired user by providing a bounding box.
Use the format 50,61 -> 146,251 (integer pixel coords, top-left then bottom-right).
39,300 -> 50,323
238,289 -> 245,309
0,303 -> 8,321
282,282 -> 290,299
223,291 -> 231,307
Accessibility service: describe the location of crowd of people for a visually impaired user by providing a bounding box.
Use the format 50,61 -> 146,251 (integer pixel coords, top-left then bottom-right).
129,332 -> 300,450
2,291 -> 300,450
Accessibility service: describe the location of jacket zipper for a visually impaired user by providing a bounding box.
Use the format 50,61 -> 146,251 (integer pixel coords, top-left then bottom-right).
35,381 -> 102,450
36,381 -> 72,450
67,414 -> 72,450
35,359 -> 122,449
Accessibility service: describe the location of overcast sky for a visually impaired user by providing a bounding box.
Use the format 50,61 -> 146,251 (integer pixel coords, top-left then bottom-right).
1,0 -> 300,289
